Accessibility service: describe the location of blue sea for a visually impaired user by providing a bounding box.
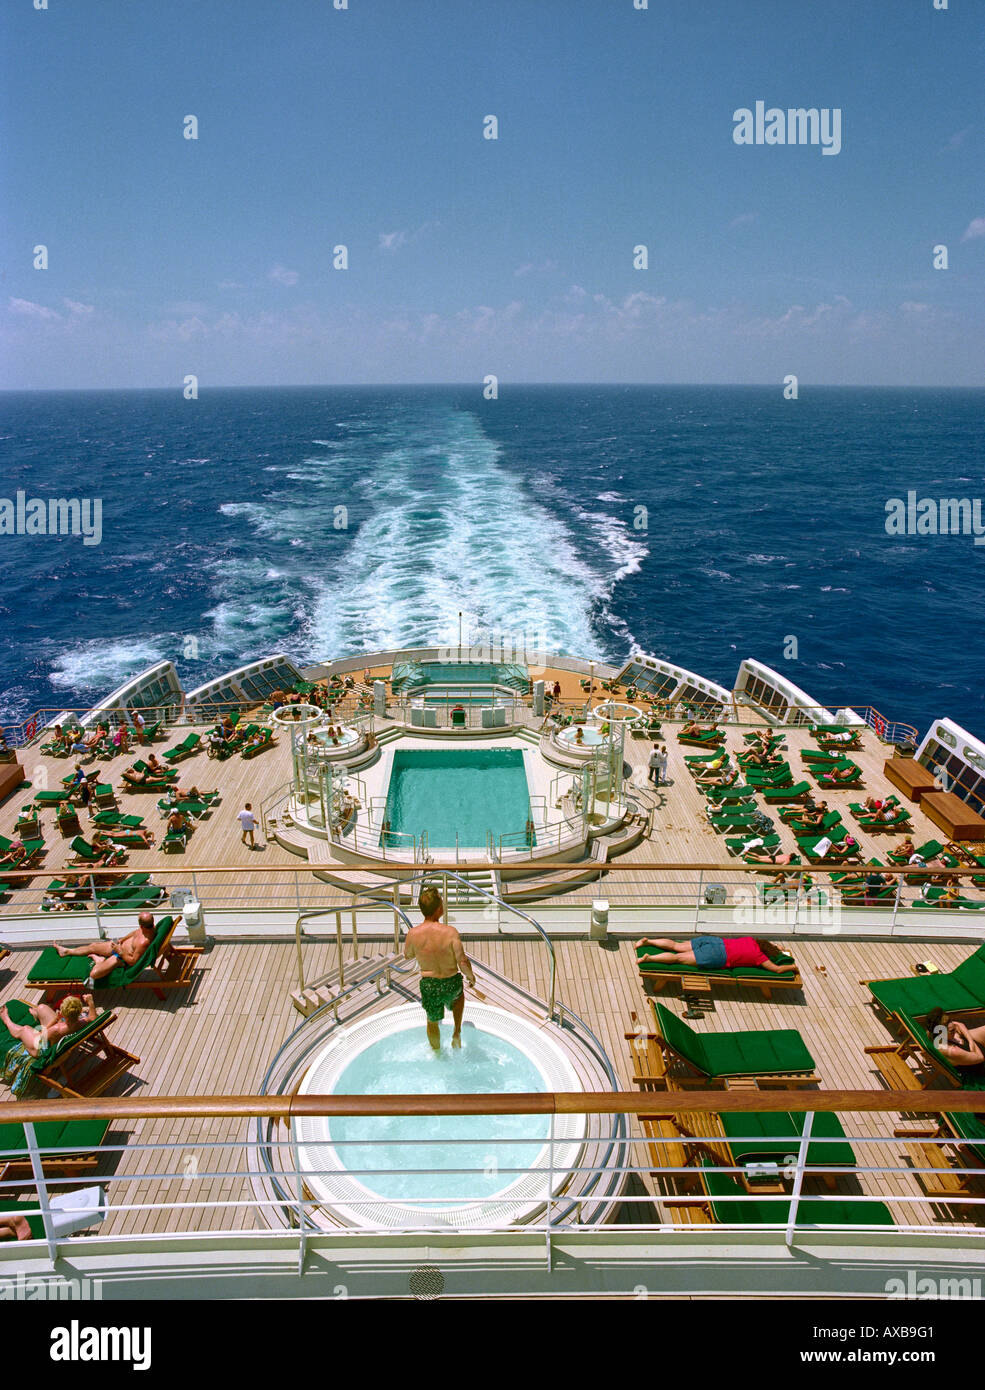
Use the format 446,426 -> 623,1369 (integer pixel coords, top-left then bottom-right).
1,385 -> 983,740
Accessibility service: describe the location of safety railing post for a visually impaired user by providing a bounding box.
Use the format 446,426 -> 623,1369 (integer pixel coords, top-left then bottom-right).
335,910 -> 345,989
545,1113 -> 555,1271
785,1109 -> 814,1246
24,1121 -> 58,1264
693,869 -> 704,931
91,873 -> 105,939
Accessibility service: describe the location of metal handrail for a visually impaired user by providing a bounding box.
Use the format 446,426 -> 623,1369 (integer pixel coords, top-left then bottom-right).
436,868 -> 559,1020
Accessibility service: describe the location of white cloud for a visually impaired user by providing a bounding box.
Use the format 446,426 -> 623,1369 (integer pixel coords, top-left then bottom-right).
514,259 -> 558,277
378,230 -> 408,252
9,297 -> 60,320
729,212 -> 757,229
62,298 -> 94,315
961,217 -> 985,242
268,264 -> 300,285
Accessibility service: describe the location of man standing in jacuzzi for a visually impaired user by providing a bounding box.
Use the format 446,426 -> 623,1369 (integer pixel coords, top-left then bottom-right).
404,883 -> 477,1050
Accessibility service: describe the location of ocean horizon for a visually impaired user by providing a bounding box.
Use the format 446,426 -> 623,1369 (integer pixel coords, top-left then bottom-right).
2,383 -> 983,740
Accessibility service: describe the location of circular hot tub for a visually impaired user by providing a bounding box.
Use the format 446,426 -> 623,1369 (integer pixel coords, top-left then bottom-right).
312,725 -> 361,750
294,1003 -> 586,1229
552,725 -> 612,758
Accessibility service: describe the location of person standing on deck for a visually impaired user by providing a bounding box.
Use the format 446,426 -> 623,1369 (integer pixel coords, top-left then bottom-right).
404,884 -> 476,1050
237,802 -> 261,849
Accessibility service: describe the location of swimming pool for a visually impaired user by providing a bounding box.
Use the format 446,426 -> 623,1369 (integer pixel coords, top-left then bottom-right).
294,1003 -> 586,1228
382,747 -> 534,848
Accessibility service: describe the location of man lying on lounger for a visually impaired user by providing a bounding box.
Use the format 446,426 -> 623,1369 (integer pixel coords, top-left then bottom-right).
51,911 -> 161,986
122,753 -> 167,784
635,935 -> 799,974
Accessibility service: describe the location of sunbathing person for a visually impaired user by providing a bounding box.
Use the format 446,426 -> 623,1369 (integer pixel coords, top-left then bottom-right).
696,766 -> 739,789
166,810 -> 191,836
108,825 -> 155,848
743,846 -> 798,865
868,804 -> 906,824
52,912 -> 158,985
819,764 -> 859,783
925,1011 -> 985,1077
0,1212 -> 33,1242
635,936 -> 798,973
797,802 -> 830,830
0,993 -> 96,1096
680,721 -> 705,737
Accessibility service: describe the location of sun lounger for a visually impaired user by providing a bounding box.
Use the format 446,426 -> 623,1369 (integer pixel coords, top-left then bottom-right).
0,1116 -> 111,1183
677,729 -> 725,748
122,762 -> 178,791
241,726 -> 276,758
27,914 -> 200,1002
0,999 -> 139,1098
913,886 -> 984,910
648,1000 -> 817,1086
68,836 -> 126,867
162,733 -> 201,764
0,834 -> 45,868
724,832 -> 780,856
694,1157 -> 892,1227
863,944 -> 985,1020
761,779 -> 812,804
635,944 -> 801,1000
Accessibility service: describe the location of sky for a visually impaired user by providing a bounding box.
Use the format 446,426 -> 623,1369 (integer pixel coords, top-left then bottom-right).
1,0 -> 983,388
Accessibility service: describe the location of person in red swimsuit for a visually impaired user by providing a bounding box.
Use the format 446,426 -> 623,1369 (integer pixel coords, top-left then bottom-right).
636,935 -> 798,972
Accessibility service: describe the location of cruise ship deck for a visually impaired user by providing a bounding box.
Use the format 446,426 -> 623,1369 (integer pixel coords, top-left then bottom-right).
1,648 -> 984,1298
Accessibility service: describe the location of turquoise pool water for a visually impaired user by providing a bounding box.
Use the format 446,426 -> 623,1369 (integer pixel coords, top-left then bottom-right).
382,747 -> 534,848
327,1024 -> 549,1206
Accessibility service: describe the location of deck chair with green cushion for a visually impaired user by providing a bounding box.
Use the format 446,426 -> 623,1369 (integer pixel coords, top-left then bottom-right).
864,944 -> 985,1021
68,836 -> 125,867
241,726 -> 276,759
636,945 -> 800,1000
0,1116 -> 111,1182
894,1010 -> 985,1090
93,872 -> 152,898
0,998 -> 138,1099
782,808 -> 843,835
696,1158 -> 892,1227
142,720 -> 162,742
815,765 -> 863,788
92,811 -> 145,830
704,786 -> 756,805
677,729 -> 725,748
684,750 -> 729,766
724,832 -> 780,856
27,914 -> 200,1002
796,833 -> 862,864
761,779 -> 812,804
0,834 -> 45,867
744,765 -> 793,786
123,760 -> 178,789
718,1110 -> 857,1175
940,1111 -> 985,1170
162,733 -> 201,764
913,886 -> 984,911
649,1000 -> 816,1085
33,789 -> 73,805
161,825 -> 187,853
801,749 -> 846,764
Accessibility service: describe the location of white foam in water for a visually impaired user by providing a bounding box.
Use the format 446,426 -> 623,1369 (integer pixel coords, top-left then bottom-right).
49,637 -> 169,691
205,405 -> 634,662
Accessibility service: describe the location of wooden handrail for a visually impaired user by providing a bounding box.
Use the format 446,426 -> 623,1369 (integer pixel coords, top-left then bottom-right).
0,1089 -> 980,1125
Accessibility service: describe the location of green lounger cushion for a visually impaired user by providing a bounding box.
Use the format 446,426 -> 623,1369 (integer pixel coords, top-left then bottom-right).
867,945 -> 985,1017
762,780 -> 811,803
698,1159 -> 892,1226
653,1001 -> 815,1077
0,1117 -> 110,1161
27,915 -> 175,990
718,1110 -> 856,1168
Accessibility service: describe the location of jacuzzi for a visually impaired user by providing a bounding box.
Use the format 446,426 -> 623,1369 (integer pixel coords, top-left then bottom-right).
294,1003 -> 586,1229
312,725 -> 361,750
